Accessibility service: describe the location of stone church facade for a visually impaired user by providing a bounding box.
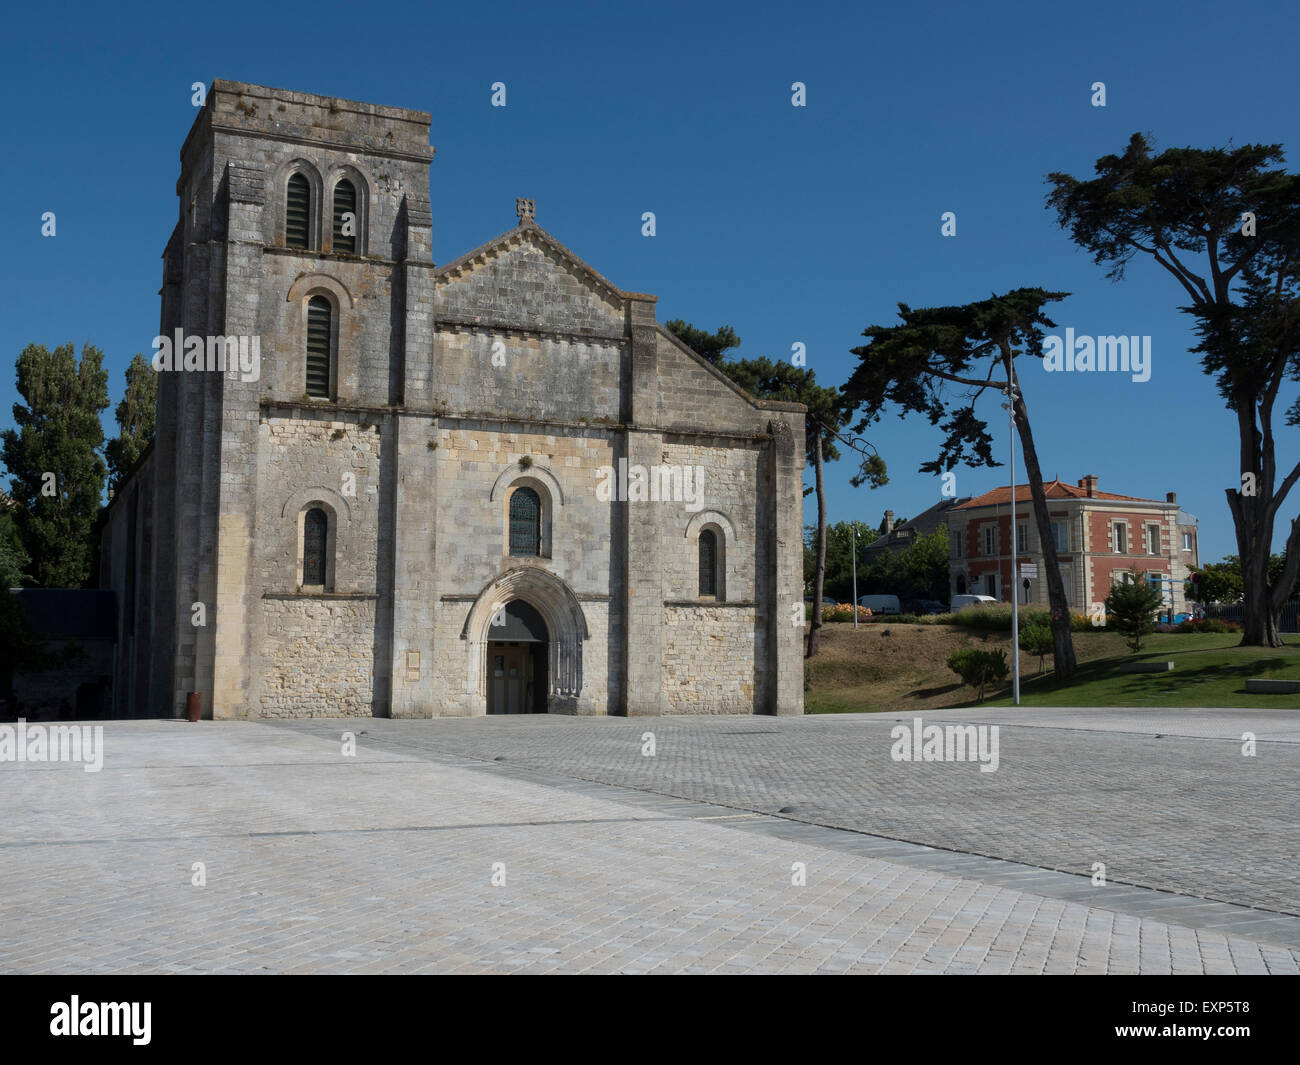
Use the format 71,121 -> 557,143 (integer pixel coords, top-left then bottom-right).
100,80 -> 805,720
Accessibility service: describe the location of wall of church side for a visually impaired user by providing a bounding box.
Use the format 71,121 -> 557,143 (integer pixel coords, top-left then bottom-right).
655,333 -> 774,433
258,598 -> 377,718
426,424 -> 618,715
659,438 -> 762,713
251,413 -> 383,717
436,239 -> 625,337
433,328 -> 624,423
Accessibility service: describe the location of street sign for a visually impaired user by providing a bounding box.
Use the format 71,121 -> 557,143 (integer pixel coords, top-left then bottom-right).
1020,563 -> 1038,578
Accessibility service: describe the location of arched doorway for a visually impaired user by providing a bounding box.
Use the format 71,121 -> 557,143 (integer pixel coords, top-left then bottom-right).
485,599 -> 549,714
462,566 -> 588,715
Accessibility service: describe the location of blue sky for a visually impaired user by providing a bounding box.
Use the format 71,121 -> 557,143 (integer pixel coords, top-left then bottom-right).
2,0 -> 1297,560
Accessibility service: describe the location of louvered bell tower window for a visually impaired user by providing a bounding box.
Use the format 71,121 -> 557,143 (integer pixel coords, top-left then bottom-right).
509,487 -> 542,556
698,529 -> 718,597
305,296 -> 332,398
332,179 -> 356,253
286,173 -> 310,249
303,508 -> 328,586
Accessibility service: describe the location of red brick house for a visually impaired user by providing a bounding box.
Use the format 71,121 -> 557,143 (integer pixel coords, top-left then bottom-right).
950,475 -> 1200,616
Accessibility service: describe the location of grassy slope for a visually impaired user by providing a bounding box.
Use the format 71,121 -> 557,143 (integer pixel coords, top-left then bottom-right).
804,623 -> 1300,712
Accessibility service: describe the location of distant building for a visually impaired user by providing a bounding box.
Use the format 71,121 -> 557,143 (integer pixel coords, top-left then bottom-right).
950,475 -> 1200,616
6,590 -> 116,721
861,498 -> 971,559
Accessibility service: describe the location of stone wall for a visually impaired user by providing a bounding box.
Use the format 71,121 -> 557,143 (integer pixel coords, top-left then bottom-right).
662,607 -> 758,714
259,597 -> 377,717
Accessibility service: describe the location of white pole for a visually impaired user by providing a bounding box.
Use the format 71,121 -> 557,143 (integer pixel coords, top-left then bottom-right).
1008,372 -> 1021,706
852,525 -> 859,630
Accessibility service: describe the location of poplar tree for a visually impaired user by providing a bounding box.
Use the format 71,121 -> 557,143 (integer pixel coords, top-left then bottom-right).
1,343 -> 109,587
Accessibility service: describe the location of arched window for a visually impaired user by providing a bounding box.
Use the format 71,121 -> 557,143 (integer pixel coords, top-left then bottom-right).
286,172 -> 311,249
332,179 -> 356,254
699,528 -> 719,597
509,487 -> 542,556
302,507 -> 328,586
305,296 -> 332,398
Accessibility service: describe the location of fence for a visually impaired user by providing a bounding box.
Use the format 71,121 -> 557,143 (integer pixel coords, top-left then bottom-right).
1202,601 -> 1300,633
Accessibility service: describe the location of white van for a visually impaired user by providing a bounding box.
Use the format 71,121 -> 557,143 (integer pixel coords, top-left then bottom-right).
857,594 -> 900,615
950,594 -> 997,612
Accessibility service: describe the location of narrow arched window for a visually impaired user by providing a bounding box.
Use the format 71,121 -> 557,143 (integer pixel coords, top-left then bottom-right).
286,173 -> 311,249
302,508 -> 328,585
509,487 -> 541,556
699,529 -> 718,597
306,296 -> 332,398
332,179 -> 356,253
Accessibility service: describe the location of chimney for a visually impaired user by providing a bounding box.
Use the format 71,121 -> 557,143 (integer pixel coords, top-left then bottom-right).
1079,474 -> 1098,497
1166,492 -> 1177,504
883,510 -> 895,534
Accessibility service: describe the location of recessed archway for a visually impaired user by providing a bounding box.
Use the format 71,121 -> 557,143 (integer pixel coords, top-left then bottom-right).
485,600 -> 549,714
462,567 -> 588,713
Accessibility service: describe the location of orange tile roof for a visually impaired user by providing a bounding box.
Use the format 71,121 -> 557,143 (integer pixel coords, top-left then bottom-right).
954,478 -> 1157,509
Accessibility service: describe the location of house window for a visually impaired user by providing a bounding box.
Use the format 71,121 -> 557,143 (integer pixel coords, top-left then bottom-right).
1182,531 -> 1193,551
983,525 -> 996,556
509,487 -> 542,556
1113,522 -> 1127,554
302,507 -> 328,586
1147,524 -> 1160,555
699,529 -> 718,597
286,172 -> 311,249
332,179 -> 356,254
305,296 -> 332,398
1016,524 -> 1027,554
984,573 -> 998,597
1051,520 -> 1068,552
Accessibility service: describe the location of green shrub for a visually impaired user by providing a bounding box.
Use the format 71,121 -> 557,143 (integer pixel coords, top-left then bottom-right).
946,647 -> 1009,703
1174,618 -> 1240,634
1018,624 -> 1054,674
1104,575 -> 1164,652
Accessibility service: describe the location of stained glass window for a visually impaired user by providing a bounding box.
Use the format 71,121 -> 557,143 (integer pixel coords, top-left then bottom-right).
509,487 -> 541,556
699,529 -> 718,596
303,508 -> 327,585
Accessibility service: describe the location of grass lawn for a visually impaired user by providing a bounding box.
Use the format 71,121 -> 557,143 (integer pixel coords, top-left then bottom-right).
983,632 -> 1300,708
804,623 -> 1300,712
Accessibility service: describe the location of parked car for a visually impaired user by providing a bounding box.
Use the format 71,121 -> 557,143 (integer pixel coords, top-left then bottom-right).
902,599 -> 946,615
857,594 -> 901,615
950,594 -> 997,612
804,596 -> 839,607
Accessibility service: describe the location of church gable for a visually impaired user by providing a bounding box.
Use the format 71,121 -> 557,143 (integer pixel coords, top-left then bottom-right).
435,224 -> 626,338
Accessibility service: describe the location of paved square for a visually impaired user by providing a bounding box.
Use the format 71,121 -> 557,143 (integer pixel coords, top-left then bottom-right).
1,710 -> 1296,974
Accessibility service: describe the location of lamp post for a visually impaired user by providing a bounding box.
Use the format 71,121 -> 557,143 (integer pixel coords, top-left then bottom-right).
852,524 -> 859,630
1002,379 -> 1021,707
